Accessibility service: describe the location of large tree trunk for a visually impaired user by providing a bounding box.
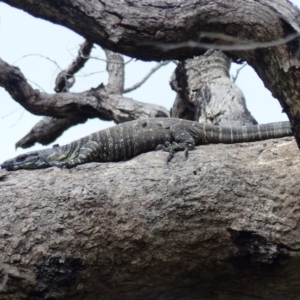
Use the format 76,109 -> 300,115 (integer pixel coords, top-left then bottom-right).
0,136 -> 299,299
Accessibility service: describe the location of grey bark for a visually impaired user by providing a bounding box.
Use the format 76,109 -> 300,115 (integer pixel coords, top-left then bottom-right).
54,40 -> 94,93
0,137 -> 299,299
15,116 -> 88,149
0,1 -> 300,299
3,0 -> 300,146
171,50 -> 257,126
0,57 -> 169,149
103,49 -> 124,94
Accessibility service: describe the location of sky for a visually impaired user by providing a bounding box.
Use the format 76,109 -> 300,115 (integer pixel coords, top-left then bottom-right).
0,1 -> 299,163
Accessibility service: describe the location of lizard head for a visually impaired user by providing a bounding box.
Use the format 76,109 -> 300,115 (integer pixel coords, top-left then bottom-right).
1,152 -> 49,171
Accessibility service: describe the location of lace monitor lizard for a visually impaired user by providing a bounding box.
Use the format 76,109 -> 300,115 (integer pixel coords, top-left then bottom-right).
0,118 -> 293,171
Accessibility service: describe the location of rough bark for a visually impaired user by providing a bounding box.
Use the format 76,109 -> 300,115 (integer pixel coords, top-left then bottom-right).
3,0 -> 300,147
0,57 -> 169,148
15,116 -> 88,149
1,1 -> 300,299
170,50 -> 257,126
0,137 -> 300,300
103,49 -> 124,94
0,58 -> 169,121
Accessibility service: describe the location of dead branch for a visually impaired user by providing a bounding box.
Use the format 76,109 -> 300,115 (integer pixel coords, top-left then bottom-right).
124,61 -> 171,94
54,40 -> 94,92
103,49 -> 124,94
0,57 -> 169,147
231,63 -> 248,83
15,116 -> 87,149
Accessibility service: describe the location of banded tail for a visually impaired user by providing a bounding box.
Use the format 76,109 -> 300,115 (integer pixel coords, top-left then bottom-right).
202,121 -> 292,144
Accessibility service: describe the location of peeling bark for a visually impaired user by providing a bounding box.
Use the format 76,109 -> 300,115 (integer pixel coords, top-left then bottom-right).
0,137 -> 299,299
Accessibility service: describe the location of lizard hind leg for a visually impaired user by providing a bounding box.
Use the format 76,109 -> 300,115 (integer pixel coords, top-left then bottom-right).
156,126 -> 195,163
169,126 -> 195,161
155,141 -> 172,151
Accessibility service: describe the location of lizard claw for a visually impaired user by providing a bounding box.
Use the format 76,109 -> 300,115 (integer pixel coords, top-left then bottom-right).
166,150 -> 175,164
155,144 -> 164,151
156,141 -> 172,152
184,147 -> 189,160
183,143 -> 194,160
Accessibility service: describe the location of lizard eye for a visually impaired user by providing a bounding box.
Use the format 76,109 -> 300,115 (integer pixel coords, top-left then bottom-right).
16,152 -> 38,162
16,155 -> 27,162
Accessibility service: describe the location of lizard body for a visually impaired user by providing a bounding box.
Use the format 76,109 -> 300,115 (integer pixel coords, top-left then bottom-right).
0,118 -> 293,170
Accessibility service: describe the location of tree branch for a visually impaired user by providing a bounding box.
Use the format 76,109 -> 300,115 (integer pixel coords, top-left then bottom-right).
231,62 -> 247,83
0,57 -> 169,147
0,137 -> 299,299
103,48 -> 124,94
124,61 -> 171,94
54,40 -> 94,92
3,0 -> 300,147
4,0 -> 299,60
0,57 -> 169,141
15,116 -> 87,149
171,50 -> 257,126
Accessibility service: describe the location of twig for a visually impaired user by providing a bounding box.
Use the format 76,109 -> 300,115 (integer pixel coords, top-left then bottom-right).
231,63 -> 247,83
55,40 -> 94,92
9,109 -> 25,128
1,108 -> 22,119
14,54 -> 62,71
124,61 -> 171,93
151,31 -> 300,52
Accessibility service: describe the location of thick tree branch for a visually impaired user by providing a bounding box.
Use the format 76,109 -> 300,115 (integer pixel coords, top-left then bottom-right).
3,0 -> 300,147
15,116 -> 87,149
103,49 -> 124,94
0,137 -> 299,299
4,1 -> 299,60
0,59 -> 38,111
54,40 -> 94,92
171,50 -> 257,126
0,58 -> 169,127
15,47 -> 126,148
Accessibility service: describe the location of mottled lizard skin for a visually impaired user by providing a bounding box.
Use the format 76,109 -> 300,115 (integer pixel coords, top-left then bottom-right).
0,118 -> 292,170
